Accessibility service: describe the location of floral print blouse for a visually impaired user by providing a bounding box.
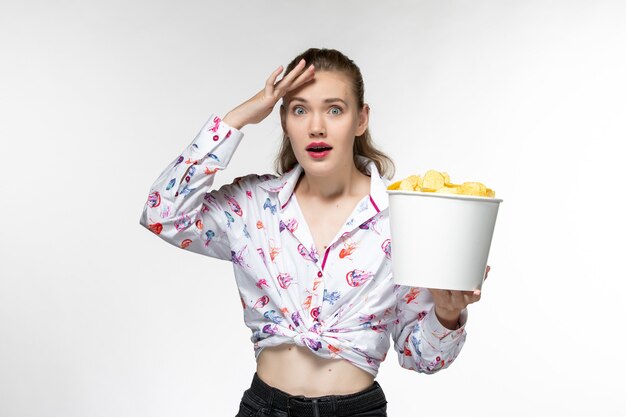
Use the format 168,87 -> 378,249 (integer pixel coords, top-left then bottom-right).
139,115 -> 468,377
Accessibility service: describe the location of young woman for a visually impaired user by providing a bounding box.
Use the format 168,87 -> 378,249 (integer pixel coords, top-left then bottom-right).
140,48 -> 484,417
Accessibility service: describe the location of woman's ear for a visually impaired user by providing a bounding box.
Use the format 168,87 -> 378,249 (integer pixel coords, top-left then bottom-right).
280,104 -> 287,133
356,104 -> 370,136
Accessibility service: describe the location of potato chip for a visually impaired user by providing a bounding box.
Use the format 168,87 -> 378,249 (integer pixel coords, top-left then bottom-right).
422,170 -> 445,191
459,182 -> 486,196
407,175 -> 423,189
399,179 -> 415,191
387,180 -> 401,190
388,170 -> 495,197
435,186 -> 459,194
398,176 -> 420,191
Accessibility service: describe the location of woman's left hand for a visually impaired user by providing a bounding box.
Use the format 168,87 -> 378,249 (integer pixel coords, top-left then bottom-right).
428,265 -> 491,330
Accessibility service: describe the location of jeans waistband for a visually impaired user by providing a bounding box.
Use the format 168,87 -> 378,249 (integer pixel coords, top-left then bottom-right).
249,372 -> 387,417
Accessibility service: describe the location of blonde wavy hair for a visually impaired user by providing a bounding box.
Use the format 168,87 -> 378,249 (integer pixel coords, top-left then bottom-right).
275,48 -> 395,179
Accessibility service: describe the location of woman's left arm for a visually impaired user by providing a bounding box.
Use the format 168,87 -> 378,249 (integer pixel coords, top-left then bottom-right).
390,266 -> 490,374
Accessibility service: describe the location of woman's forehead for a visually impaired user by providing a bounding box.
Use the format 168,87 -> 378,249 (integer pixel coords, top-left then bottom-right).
284,71 -> 354,104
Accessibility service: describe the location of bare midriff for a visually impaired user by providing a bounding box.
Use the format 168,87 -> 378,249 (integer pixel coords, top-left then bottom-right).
256,344 -> 375,397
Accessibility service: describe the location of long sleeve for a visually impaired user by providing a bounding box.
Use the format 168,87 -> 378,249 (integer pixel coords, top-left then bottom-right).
391,285 -> 467,374
139,115 -> 246,260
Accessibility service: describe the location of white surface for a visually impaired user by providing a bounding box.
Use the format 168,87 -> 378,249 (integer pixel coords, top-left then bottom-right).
1,1 -> 625,416
389,191 -> 501,290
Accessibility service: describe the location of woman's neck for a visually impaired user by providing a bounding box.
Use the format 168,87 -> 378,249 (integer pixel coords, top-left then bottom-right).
296,163 -> 370,202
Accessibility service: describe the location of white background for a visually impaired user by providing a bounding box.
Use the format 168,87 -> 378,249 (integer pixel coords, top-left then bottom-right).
1,1 -> 625,416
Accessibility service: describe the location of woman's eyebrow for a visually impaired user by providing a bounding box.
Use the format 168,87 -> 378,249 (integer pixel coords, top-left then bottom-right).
324,98 -> 348,105
289,97 -> 348,105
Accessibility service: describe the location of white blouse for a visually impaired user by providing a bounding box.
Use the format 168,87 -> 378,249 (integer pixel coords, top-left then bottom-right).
140,115 -> 468,377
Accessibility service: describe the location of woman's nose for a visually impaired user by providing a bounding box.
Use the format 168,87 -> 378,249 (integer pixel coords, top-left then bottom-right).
308,114 -> 326,137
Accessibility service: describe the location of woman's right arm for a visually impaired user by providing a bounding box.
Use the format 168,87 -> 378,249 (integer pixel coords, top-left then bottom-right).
139,60 -> 315,260
139,115 -> 246,260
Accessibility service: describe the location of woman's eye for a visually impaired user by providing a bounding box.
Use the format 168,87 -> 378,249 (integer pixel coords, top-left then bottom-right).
293,107 -> 305,115
329,107 -> 342,115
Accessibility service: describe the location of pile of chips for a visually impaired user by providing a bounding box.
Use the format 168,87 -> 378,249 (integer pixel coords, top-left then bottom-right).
388,169 -> 495,198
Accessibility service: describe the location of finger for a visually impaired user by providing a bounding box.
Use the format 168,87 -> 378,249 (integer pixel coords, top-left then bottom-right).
450,291 -> 467,309
484,265 -> 491,281
428,288 -> 449,304
265,65 -> 284,96
286,64 -> 315,92
448,290 -> 481,309
464,289 -> 481,305
274,59 -> 308,94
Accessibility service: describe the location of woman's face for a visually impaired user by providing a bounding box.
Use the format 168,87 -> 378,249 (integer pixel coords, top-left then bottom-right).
281,70 -> 368,178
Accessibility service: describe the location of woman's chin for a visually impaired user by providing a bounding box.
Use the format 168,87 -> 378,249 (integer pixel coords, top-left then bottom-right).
296,152 -> 352,178
300,159 -> 336,176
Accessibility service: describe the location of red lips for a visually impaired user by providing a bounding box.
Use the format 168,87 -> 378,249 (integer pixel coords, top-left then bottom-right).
306,141 -> 333,151
305,142 -> 333,159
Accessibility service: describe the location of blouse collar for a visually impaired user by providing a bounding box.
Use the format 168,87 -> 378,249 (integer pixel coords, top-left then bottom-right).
257,156 -> 389,213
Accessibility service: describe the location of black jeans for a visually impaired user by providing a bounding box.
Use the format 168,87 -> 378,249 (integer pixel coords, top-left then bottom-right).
236,372 -> 388,417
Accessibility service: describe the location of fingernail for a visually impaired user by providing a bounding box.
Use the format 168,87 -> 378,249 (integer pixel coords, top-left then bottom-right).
473,290 -> 481,296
